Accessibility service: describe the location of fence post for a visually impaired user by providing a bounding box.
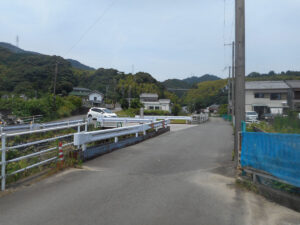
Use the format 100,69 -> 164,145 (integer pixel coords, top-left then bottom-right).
77,123 -> 80,133
58,142 -> 64,166
1,134 -> 6,191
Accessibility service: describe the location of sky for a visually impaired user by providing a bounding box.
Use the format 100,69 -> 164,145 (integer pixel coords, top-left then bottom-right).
1,0 -> 300,81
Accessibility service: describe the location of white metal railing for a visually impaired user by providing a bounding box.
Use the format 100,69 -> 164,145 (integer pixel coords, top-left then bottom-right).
0,119 -> 85,133
74,119 -> 170,151
0,122 -> 87,191
96,117 -> 155,127
135,115 -> 193,121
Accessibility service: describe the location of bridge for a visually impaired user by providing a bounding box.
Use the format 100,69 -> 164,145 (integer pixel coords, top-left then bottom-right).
0,118 -> 299,225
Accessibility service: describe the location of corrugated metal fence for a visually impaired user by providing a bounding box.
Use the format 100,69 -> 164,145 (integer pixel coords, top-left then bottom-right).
241,132 -> 300,187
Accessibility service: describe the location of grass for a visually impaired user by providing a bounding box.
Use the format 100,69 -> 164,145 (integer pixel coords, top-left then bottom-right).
170,119 -> 187,124
247,112 -> 300,134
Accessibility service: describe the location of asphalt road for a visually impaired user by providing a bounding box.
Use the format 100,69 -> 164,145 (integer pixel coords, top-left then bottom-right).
0,118 -> 299,225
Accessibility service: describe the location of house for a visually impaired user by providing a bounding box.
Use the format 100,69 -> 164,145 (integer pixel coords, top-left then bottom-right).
88,91 -> 104,106
139,93 -> 171,112
69,87 -> 104,106
285,80 -> 300,111
245,81 -> 289,117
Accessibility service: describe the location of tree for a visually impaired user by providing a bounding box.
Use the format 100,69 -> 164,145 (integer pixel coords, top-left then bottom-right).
130,98 -> 144,109
172,104 -> 181,116
120,98 -> 129,110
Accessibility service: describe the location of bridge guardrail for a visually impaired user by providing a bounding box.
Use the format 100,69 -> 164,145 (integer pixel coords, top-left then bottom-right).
74,119 -> 170,151
0,119 -> 86,132
0,122 -> 87,191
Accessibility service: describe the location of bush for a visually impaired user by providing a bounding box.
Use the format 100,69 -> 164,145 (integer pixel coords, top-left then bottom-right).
130,98 -> 144,109
120,98 -> 129,110
144,110 -> 170,116
172,104 -> 181,116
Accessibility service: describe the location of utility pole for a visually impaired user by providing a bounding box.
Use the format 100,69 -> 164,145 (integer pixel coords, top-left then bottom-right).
234,0 -> 245,167
53,61 -> 58,109
128,85 -> 131,108
225,41 -> 235,118
227,66 -> 231,116
231,41 -> 235,119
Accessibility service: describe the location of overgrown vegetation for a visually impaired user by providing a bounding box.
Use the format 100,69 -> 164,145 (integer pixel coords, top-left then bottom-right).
247,112 -> 300,133
0,95 -> 83,121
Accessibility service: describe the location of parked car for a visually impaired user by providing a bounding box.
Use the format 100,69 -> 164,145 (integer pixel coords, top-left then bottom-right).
261,113 -> 274,121
87,107 -> 117,119
245,111 -> 258,122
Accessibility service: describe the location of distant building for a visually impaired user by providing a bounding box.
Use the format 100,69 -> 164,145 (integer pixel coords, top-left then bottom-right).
208,104 -> 219,113
88,91 -> 104,106
285,80 -> 300,111
69,87 -> 104,107
245,81 -> 289,117
140,93 -> 171,112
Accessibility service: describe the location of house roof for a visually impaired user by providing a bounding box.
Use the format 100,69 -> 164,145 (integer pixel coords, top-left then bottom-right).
140,93 -> 158,98
285,80 -> 300,89
88,91 -> 104,96
246,81 -> 289,90
73,87 -> 91,92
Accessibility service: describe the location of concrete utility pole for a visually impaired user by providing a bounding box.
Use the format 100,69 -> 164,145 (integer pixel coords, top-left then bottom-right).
53,61 -> 58,108
234,0 -> 246,167
227,66 -> 231,116
224,41 -> 235,118
231,41 -> 235,119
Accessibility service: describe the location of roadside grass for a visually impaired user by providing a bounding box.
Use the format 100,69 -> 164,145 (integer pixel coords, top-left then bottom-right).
170,119 -> 187,124
247,112 -> 300,134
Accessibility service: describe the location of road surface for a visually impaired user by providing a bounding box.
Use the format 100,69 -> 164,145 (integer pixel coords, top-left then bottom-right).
0,118 -> 299,225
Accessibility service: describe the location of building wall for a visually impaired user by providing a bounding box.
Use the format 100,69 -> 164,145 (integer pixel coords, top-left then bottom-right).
142,101 -> 171,112
89,93 -> 103,102
246,90 -> 288,112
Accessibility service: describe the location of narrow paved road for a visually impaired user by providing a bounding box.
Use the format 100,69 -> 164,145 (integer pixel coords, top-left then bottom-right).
0,118 -> 299,225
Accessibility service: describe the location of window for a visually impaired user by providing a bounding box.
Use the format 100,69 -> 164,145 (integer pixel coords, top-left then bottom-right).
254,93 -> 265,98
94,97 -> 97,101
149,106 -> 154,110
155,106 -> 160,110
270,93 -> 281,100
295,91 -> 300,100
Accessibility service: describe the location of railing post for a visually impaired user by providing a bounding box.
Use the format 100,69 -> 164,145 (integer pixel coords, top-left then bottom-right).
114,137 -> 118,143
85,122 -> 88,132
77,123 -> 80,133
135,133 -> 138,137
1,133 -> 6,191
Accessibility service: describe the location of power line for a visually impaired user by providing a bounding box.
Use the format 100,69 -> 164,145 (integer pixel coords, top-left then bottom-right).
63,0 -> 118,57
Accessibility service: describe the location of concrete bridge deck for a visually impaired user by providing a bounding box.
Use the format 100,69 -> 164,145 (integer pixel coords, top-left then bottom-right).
0,118 -> 299,225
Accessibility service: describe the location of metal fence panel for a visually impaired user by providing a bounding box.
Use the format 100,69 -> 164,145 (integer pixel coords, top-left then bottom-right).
241,132 -> 300,187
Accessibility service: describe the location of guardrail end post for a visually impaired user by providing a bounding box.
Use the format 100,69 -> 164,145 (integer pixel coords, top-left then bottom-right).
1,133 -> 7,191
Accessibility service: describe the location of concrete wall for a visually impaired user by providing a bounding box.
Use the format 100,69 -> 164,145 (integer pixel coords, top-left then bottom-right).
245,90 -> 288,112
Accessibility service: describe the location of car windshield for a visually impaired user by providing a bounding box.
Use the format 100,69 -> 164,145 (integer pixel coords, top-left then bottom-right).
247,112 -> 257,116
103,109 -> 112,113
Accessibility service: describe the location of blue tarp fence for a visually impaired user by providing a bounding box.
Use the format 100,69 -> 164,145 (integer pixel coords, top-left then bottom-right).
241,132 -> 300,187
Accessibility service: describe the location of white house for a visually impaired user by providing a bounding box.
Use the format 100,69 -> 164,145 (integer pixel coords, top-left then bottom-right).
88,91 -> 104,106
140,93 -> 171,112
245,81 -> 289,117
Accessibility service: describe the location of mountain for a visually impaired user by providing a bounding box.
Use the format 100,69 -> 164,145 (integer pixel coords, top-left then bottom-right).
183,74 -> 221,85
0,42 -> 94,71
162,79 -> 192,89
0,46 -> 76,97
0,42 -> 40,55
67,59 -> 95,71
